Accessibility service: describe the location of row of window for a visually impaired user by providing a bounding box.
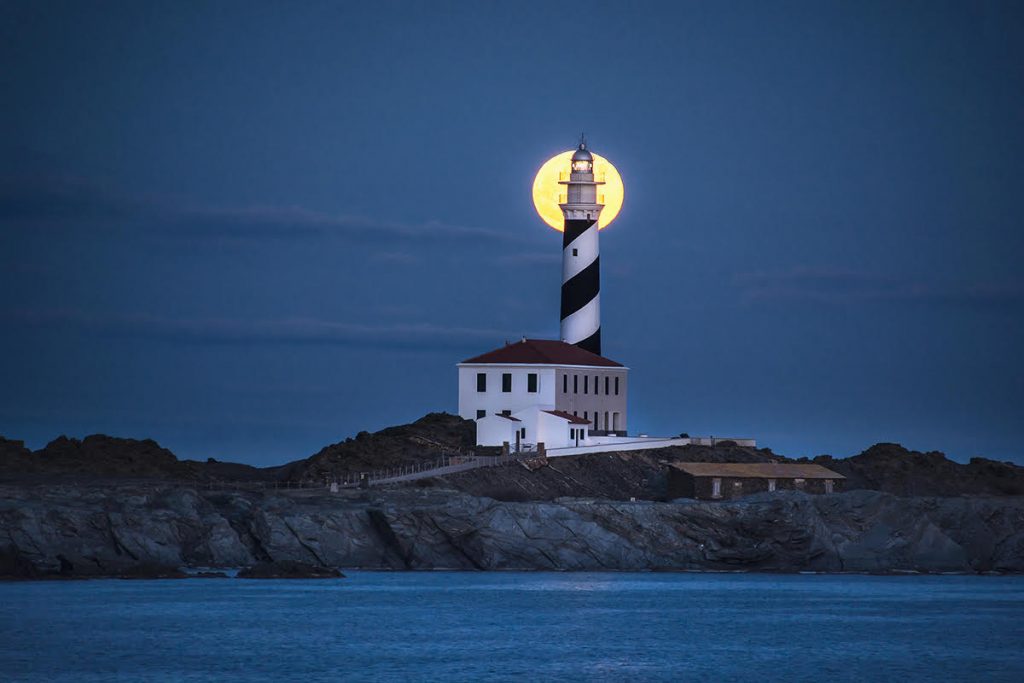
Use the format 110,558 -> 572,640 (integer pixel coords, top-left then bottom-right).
474,372 -> 621,396
562,373 -> 619,396
476,409 -> 514,419
476,372 -> 538,393
710,477 -> 832,498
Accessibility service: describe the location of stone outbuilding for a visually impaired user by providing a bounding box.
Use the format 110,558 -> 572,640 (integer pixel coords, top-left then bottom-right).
667,462 -> 845,501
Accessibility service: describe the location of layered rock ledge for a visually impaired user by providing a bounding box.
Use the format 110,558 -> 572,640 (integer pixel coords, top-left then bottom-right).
2,484 -> 1021,578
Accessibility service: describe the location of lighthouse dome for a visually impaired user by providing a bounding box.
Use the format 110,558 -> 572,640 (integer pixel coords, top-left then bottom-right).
571,144 -> 593,162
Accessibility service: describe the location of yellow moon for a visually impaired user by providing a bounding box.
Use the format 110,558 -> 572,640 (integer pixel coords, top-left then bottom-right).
531,151 -> 624,231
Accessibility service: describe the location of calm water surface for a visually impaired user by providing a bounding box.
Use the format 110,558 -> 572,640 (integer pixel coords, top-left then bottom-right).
1,572 -> 1022,682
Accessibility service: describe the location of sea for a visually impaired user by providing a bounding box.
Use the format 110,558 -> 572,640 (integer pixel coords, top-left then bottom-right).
1,572 -> 1022,682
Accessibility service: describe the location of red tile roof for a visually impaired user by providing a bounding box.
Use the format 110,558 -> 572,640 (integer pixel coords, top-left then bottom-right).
543,409 -> 591,425
461,339 -> 623,367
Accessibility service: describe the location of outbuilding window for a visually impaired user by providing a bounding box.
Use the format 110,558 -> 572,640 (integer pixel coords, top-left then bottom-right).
527,373 -> 538,393
711,478 -> 722,499
502,373 -> 512,392
825,479 -> 834,494
476,409 -> 486,419
767,478 -> 776,492
794,478 -> 805,490
476,373 -> 486,392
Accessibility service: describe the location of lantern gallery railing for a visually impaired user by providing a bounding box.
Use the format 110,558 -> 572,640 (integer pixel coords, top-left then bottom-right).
558,171 -> 607,182
558,194 -> 606,205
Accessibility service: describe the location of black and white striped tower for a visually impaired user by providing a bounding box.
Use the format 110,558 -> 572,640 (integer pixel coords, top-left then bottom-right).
559,138 -> 605,355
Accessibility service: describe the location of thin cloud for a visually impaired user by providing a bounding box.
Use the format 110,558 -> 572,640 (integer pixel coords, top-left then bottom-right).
11,309 -> 543,351
734,266 -> 1024,309
0,174 -> 526,246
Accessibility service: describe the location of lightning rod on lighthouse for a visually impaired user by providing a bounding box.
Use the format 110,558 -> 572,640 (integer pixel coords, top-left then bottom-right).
558,137 -> 605,355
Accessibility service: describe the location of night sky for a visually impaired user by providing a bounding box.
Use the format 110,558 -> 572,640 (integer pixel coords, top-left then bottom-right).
3,1 -> 1022,466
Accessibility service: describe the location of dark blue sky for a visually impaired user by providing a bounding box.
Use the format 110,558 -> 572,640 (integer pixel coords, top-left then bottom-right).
2,1 -> 1022,465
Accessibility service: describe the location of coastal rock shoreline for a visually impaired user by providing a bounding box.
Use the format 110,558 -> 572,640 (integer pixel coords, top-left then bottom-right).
2,485 -> 1022,579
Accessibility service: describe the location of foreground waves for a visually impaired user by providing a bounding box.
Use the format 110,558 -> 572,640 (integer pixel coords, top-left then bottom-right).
2,573 -> 1022,682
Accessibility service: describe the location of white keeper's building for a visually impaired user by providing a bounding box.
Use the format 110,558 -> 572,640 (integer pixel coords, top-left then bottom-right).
457,338 -> 628,449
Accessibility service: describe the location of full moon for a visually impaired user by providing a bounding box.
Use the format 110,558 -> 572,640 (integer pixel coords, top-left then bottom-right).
531,151 -> 624,231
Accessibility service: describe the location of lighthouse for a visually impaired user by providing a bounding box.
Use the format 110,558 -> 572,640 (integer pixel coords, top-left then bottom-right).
558,138 -> 605,355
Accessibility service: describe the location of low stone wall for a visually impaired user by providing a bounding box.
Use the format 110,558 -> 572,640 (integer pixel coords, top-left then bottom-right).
546,437 -> 689,458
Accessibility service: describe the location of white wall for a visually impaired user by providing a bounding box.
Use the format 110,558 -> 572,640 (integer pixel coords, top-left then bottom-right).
475,414 -> 518,447
458,365 -> 557,420
546,437 -> 689,457
508,406 -> 586,449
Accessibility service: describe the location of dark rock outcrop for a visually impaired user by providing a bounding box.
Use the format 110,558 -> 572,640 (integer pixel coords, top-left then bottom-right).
5,420 -> 1022,502
808,443 -> 1024,497
115,564 -> 188,580
238,560 -> 344,579
283,412 -> 477,483
1,484 -> 1021,577
434,443 -> 781,502
0,434 -> 284,484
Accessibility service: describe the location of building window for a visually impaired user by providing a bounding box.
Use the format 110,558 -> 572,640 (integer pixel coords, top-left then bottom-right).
767,478 -> 776,492
573,375 -> 578,394
573,410 -> 578,416
711,478 -> 722,499
527,373 -> 538,393
501,409 -> 511,416
604,376 -> 609,395
476,373 -> 486,392
562,374 -> 567,393
572,248 -> 578,256
614,376 -> 619,395
584,411 -> 588,421
476,409 -> 486,419
502,373 -> 512,392
520,428 -> 526,438
593,375 -> 598,393
825,479 -> 834,494
584,376 -> 588,394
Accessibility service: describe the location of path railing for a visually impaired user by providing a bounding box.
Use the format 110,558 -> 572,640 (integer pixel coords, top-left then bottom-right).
331,447 -> 542,489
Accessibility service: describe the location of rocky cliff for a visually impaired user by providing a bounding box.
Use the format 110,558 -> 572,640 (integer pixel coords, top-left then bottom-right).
5,418 -> 1022,501
2,483 -> 1022,578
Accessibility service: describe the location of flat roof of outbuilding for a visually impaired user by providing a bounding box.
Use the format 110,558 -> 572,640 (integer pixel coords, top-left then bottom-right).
669,462 -> 845,479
